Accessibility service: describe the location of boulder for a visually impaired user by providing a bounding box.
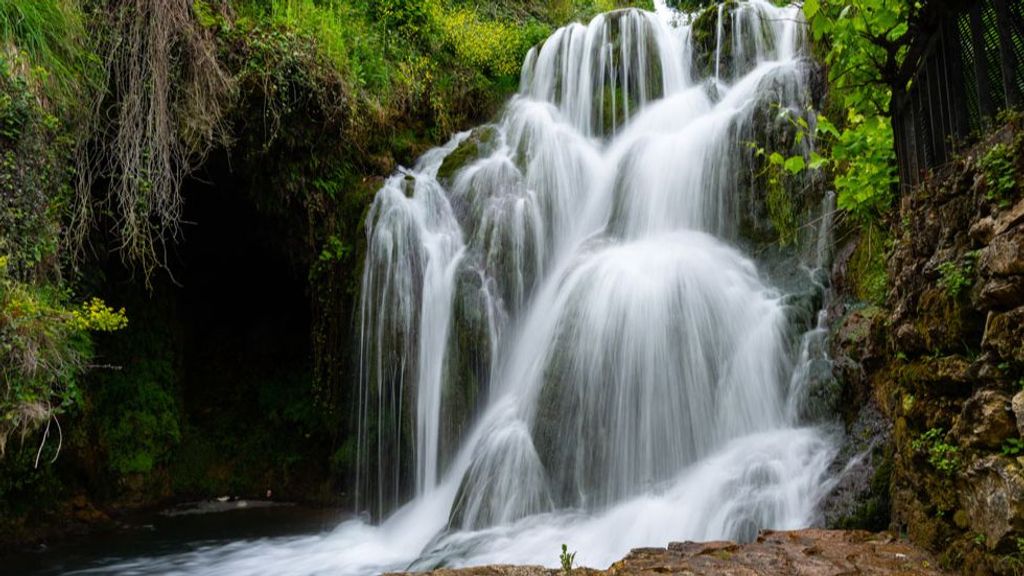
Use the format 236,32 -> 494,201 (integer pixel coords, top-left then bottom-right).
961,456 -> 1024,550
978,228 -> 1024,277
983,305 -> 1024,363
975,275 -> 1024,309
950,389 -> 1015,449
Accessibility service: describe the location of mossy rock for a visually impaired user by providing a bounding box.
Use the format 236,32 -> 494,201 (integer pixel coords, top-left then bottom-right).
689,0 -> 776,83
913,288 -> 984,354
439,263 -> 494,474
437,125 -> 500,184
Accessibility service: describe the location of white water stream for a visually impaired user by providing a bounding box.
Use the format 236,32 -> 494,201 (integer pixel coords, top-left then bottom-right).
74,2 -> 840,574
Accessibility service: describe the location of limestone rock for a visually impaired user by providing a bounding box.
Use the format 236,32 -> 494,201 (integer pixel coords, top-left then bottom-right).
976,275 -> 1024,309
979,229 -> 1024,277
961,456 -> 1024,550
969,216 -> 997,244
1013,391 -> 1024,438
951,389 -> 1015,449
983,305 -> 1024,363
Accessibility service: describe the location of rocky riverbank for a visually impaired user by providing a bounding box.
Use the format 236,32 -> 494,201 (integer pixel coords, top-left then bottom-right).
385,529 -> 946,575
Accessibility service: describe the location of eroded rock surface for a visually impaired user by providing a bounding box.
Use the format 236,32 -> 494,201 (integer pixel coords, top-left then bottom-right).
385,529 -> 947,576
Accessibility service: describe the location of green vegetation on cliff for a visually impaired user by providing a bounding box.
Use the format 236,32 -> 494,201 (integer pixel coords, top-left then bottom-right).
0,0 -> 653,545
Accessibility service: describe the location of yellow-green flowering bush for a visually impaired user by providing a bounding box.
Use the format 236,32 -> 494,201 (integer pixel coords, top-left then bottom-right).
0,255 -> 128,456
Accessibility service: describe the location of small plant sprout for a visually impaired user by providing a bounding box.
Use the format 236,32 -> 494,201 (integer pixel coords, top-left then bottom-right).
560,543 -> 576,574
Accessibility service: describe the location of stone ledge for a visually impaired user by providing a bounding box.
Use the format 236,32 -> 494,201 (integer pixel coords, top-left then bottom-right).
384,529 -> 948,575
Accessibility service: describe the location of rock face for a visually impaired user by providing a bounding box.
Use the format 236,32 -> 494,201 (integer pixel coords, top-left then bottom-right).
828,119 -> 1024,574
385,530 -> 947,575
962,456 -> 1024,550
951,389 -> 1016,449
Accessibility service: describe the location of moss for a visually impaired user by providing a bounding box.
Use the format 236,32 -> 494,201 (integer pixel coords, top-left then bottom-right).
437,125 -> 499,183
689,1 -> 747,81
766,174 -> 798,246
848,225 -> 888,306
913,288 -> 983,354
439,266 -> 492,472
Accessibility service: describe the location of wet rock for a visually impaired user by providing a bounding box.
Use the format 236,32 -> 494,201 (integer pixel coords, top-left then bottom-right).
385,530 -> 948,575
1014,391 -> 1024,438
440,264 -> 494,473
911,288 -> 983,353
821,401 -> 892,531
437,126 -> 499,184
832,306 -> 886,367
961,456 -> 1024,550
950,389 -> 1015,449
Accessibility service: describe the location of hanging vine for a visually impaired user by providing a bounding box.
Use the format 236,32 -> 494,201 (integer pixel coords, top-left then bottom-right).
71,0 -> 236,280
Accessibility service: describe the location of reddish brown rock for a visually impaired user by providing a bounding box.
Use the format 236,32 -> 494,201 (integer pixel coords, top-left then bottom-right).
385,530 -> 947,575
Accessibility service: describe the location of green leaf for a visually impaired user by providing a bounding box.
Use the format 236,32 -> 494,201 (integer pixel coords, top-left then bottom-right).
783,156 -> 806,175
816,115 -> 840,138
887,22 -> 909,41
803,0 -> 820,20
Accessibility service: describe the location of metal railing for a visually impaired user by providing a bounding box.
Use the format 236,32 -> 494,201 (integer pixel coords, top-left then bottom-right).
893,0 -> 1024,189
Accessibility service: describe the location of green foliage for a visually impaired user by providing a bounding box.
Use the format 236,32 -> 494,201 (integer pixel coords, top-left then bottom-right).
747,106 -> 817,246
937,252 -> 978,299
763,152 -> 798,246
981,142 -> 1019,207
0,0 -> 101,114
0,257 -> 86,454
318,236 -> 353,264
825,113 -> 898,221
1,59 -> 126,460
433,4 -> 550,78
849,225 -> 888,305
803,0 -> 910,115
666,0 -> 711,12
912,428 -> 959,476
239,0 -> 549,100
803,1 -> 909,223
238,0 -> 391,94
93,339 -> 180,476
560,543 -> 577,574
1002,437 -> 1024,457
372,0 -> 429,35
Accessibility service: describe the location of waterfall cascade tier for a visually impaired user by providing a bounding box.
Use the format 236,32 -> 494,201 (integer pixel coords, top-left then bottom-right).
81,2 -> 840,574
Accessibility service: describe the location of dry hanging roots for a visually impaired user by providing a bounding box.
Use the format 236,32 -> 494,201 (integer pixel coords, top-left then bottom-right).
71,0 -> 235,280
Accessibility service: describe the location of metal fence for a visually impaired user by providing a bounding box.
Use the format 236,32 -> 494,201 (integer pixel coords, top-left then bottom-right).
893,0 -> 1024,189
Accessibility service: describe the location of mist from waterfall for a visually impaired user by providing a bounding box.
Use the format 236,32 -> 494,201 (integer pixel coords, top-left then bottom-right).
71,2 -> 840,574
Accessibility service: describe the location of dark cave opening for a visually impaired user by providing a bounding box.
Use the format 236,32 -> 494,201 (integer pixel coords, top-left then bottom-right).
175,152 -> 312,436
85,149 -> 339,503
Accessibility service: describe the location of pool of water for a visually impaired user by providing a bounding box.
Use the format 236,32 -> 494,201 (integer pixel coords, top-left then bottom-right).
6,502 -> 347,576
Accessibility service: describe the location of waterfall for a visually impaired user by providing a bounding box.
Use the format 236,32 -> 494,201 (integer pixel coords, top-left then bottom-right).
82,2 -> 839,574
356,0 -> 835,562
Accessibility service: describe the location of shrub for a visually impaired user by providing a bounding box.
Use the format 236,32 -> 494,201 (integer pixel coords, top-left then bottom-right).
912,428 -> 959,476
980,142 -> 1018,207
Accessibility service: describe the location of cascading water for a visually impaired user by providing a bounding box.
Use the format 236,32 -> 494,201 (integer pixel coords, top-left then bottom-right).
72,2 -> 842,574
357,0 -> 835,566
